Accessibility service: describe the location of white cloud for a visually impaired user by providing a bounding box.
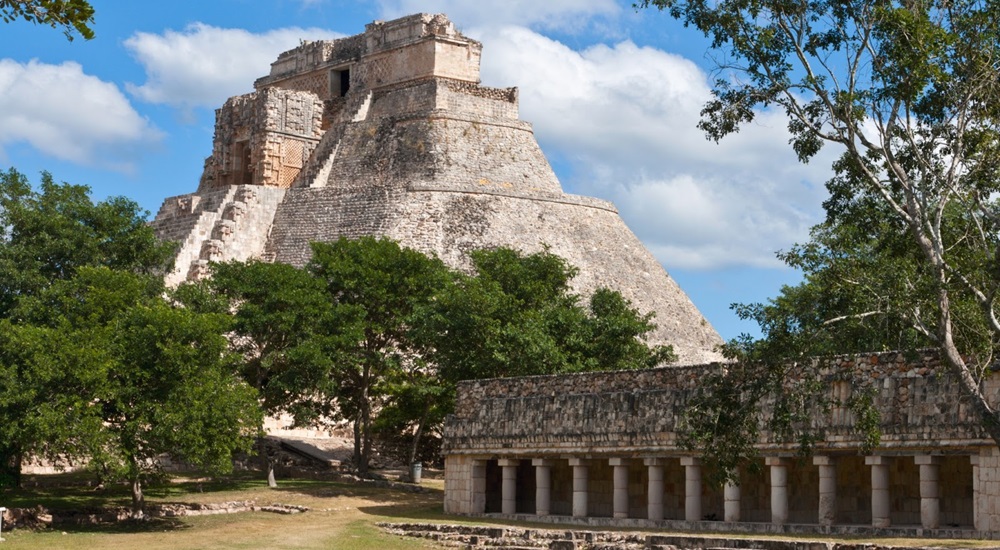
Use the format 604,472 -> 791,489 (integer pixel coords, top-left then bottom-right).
0,59 -> 161,172
376,0 -> 620,31
124,24 -> 342,110
472,26 -> 835,270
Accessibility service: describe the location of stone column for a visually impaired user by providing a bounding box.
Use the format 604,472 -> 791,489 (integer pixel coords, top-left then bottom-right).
813,456 -> 837,526
568,458 -> 589,518
724,481 -> 741,523
532,459 -> 554,516
766,457 -> 789,525
471,459 -> 487,514
916,455 -> 941,529
610,458 -> 630,519
866,456 -> 891,528
681,457 -> 702,522
644,458 -> 665,521
499,458 -> 519,515
972,455 -> 981,531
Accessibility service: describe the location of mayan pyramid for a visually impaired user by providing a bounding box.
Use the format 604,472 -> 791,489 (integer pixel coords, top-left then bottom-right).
150,13 -> 724,365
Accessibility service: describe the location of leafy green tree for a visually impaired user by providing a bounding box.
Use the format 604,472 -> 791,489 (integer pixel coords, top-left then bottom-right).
308,237 -> 452,475
425,247 -> 674,384
637,0 -> 1000,464
0,0 -> 95,40
204,260 -> 343,486
8,267 -> 261,517
0,168 -> 174,487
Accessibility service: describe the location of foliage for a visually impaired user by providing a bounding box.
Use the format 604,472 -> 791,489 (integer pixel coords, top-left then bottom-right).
0,168 -> 175,487
0,0 -> 95,40
424,247 -> 674,386
6,267 -> 261,517
200,241 -> 674,472
201,260 -> 348,486
637,0 -> 1000,469
308,237 -> 452,475
206,260 -> 342,421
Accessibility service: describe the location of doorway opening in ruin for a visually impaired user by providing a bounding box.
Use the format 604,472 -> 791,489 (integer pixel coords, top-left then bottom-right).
330,68 -> 350,97
484,460 -> 501,513
231,140 -> 253,186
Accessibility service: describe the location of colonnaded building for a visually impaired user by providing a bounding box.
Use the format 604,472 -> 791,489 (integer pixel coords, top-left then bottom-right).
147,13 -> 1000,538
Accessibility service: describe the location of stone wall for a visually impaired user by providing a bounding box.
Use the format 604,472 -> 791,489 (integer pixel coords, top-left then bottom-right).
444,351 -> 998,455
199,88 -> 323,191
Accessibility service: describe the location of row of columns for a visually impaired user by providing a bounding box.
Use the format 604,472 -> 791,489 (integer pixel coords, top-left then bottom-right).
494,454 -> 958,529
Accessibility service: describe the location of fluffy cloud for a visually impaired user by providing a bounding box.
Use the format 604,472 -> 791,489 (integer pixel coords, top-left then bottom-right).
472,26 -> 835,270
0,59 -> 161,171
125,24 -> 342,110
376,0 -> 620,31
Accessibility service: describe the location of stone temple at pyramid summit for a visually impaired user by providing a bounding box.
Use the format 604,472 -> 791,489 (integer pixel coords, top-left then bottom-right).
150,12 -> 724,365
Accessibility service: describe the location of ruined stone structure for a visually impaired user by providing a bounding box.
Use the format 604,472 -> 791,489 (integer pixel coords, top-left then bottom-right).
442,350 -> 1000,538
150,13 -> 724,365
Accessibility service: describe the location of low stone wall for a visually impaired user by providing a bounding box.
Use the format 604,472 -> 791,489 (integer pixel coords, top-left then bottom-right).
379,522 -> 988,549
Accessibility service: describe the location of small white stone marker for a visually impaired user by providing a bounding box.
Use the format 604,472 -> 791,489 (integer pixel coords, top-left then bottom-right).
0,506 -> 6,541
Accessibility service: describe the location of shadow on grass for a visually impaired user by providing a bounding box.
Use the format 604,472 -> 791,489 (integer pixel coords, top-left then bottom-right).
270,478 -> 443,504
40,516 -> 192,535
356,501 -> 446,522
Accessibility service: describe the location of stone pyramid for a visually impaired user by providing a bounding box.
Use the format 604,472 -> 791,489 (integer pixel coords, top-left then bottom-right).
151,13 -> 724,365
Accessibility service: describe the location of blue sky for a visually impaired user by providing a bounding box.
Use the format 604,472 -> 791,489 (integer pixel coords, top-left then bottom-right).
0,0 -> 836,341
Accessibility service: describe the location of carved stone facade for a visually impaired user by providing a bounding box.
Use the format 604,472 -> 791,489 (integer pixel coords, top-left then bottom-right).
151,13 -> 724,364
442,350 -> 1000,538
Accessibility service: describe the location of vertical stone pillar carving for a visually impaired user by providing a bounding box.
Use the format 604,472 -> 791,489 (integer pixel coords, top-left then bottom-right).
766,457 -> 789,525
813,455 -> 837,526
866,456 -> 891,528
680,457 -> 702,522
532,459 -> 554,516
609,458 -> 629,519
498,458 -> 519,515
916,455 -> 941,529
471,459 -> 487,514
568,458 -> 589,518
724,481 -> 741,523
644,458 -> 665,521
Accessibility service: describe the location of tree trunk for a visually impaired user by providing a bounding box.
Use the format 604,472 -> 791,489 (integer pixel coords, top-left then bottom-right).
407,413 -> 427,467
259,438 -> 277,488
935,288 -> 1000,446
267,464 -> 277,488
131,476 -> 145,520
352,418 -> 361,470
358,360 -> 372,477
359,401 -> 372,477
12,448 -> 22,489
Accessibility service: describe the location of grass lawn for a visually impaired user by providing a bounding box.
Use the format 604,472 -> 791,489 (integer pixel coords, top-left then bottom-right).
2,472 -> 998,549
0,472 -> 450,549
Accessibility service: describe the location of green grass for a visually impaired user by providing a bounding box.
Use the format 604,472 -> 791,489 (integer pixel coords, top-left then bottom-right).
0,472 -> 449,549
3,473 -> 999,549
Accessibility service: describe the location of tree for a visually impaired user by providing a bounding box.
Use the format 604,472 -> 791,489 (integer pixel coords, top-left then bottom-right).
308,237 -> 452,476
7,267 -> 261,518
0,168 -> 174,487
424,247 -> 674,384
637,0 -> 1000,458
1,0 -> 95,40
204,260 -> 342,487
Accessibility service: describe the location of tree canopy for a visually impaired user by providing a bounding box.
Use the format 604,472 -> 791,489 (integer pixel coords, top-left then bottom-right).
204,241 -> 674,474
637,0 -> 1000,468
0,0 -> 95,40
0,170 -> 259,518
6,267 -> 261,517
0,168 -> 176,487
